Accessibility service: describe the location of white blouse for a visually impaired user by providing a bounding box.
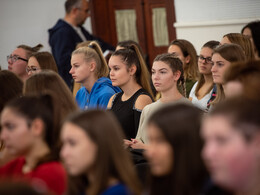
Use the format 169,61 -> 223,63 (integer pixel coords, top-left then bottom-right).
189,81 -> 212,111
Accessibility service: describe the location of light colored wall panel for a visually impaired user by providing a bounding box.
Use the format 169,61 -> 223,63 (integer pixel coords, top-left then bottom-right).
174,18 -> 258,53
0,0 -> 92,69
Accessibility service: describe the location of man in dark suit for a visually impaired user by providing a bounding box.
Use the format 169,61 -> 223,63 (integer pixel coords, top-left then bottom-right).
49,0 -> 114,88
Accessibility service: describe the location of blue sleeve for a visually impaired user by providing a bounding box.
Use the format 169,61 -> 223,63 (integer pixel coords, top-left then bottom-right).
75,88 -> 87,110
100,184 -> 132,195
97,91 -> 116,109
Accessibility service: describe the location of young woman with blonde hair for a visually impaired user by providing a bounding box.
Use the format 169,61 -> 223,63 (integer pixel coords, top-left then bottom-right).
70,41 -> 120,110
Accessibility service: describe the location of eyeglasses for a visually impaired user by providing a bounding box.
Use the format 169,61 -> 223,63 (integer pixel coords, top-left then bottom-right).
7,55 -> 28,63
198,55 -> 212,64
26,66 -> 40,73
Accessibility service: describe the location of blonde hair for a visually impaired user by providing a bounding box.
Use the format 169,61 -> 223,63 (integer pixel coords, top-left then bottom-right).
72,41 -> 109,78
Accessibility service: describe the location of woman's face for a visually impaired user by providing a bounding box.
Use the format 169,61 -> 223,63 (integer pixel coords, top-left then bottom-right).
201,115 -> 259,191
198,47 -> 214,75
220,36 -> 231,45
0,107 -> 35,155
242,27 -> 253,43
152,61 -> 177,93
211,53 -> 231,84
7,48 -> 28,78
145,123 -> 173,176
27,56 -> 41,76
168,45 -> 189,67
108,55 -> 132,88
70,53 -> 93,84
60,122 -> 97,176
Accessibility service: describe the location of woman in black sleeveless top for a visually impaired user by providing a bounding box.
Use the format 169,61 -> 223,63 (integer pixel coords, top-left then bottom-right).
107,45 -> 154,141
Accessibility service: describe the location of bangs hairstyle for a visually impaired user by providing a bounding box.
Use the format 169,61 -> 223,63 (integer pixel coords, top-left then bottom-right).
112,45 -> 154,99
153,53 -> 186,97
72,41 -> 109,78
64,110 -> 141,195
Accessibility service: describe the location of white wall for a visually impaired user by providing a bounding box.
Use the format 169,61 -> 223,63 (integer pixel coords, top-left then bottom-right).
0,0 -> 92,69
1,0 -> 260,69
173,0 -> 260,52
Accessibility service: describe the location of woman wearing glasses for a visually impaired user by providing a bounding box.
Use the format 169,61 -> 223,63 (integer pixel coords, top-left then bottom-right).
26,52 -> 58,76
189,41 -> 219,112
7,44 -> 42,81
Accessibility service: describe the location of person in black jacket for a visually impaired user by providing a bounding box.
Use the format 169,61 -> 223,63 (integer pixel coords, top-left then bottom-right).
48,0 -> 114,89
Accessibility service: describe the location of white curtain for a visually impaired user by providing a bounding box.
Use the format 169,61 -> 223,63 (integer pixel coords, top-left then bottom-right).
115,9 -> 139,43
152,8 -> 169,46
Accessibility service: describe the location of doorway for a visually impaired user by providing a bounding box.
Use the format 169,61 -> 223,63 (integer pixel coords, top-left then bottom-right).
90,0 -> 176,67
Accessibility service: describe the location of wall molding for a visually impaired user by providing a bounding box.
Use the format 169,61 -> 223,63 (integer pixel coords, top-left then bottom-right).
174,18 -> 259,28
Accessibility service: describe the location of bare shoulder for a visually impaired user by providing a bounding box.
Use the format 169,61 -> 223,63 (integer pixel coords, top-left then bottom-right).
135,94 -> 153,110
107,94 -> 116,109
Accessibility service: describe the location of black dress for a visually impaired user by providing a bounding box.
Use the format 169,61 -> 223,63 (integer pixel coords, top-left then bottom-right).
110,88 -> 152,140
